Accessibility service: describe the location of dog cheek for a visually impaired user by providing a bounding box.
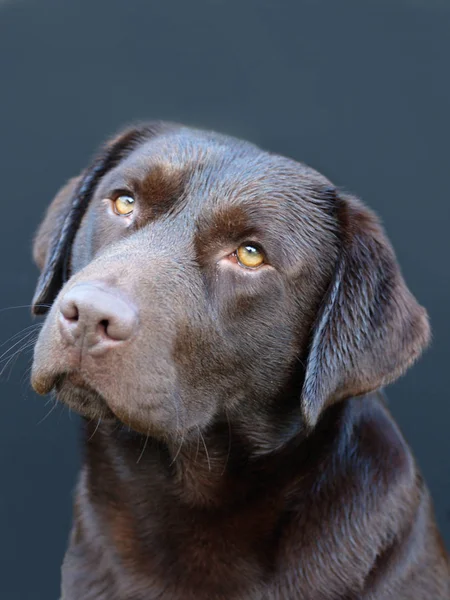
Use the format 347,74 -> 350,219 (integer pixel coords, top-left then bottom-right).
172,321 -> 231,421
96,350 -> 179,435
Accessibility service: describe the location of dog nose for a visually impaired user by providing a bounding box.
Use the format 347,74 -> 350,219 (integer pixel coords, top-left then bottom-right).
58,283 -> 138,353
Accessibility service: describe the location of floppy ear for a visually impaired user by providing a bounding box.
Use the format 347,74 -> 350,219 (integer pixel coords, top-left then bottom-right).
301,192 -> 430,428
33,176 -> 82,273
31,122 -> 177,315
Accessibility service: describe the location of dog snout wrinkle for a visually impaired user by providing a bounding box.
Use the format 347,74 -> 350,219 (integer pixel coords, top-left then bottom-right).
59,283 -> 138,354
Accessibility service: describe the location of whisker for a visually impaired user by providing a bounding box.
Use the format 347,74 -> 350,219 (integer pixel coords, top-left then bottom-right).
58,405 -> 72,426
4,349 -> 33,382
0,333 -> 38,365
170,429 -> 185,466
2,334 -> 38,360
20,361 -> 34,386
137,431 -> 150,464
36,397 -> 59,425
295,354 -> 306,369
0,328 -> 39,363
0,323 -> 41,349
88,418 -> 102,441
0,335 -> 39,379
221,409 -> 232,476
174,397 -> 180,432
0,303 -> 51,314
198,427 -> 211,471
195,427 -> 201,464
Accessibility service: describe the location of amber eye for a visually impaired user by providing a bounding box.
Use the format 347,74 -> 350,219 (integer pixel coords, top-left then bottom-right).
236,244 -> 265,269
113,195 -> 135,216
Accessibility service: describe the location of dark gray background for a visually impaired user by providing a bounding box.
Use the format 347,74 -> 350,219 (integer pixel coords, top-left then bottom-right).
0,0 -> 448,598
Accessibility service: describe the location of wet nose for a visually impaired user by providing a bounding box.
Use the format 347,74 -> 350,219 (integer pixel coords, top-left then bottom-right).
58,283 -> 138,353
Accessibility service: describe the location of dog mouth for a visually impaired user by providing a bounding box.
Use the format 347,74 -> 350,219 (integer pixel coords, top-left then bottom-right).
52,373 -> 117,422
31,349 -> 117,421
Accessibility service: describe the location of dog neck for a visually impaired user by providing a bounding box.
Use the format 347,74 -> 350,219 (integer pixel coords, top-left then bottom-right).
80,397 -> 339,511
70,412 -> 325,597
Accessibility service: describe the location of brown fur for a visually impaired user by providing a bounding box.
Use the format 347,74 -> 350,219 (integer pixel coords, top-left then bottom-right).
30,123 -> 449,599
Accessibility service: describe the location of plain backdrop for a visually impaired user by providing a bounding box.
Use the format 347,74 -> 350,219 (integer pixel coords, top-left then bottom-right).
0,1 -> 449,598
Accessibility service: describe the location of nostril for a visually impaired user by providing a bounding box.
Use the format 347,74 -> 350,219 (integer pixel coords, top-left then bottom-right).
61,300 -> 79,322
99,319 -> 109,336
58,298 -> 82,344
67,306 -> 79,322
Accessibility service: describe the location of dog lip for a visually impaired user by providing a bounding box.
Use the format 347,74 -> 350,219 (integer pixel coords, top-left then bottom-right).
31,364 -> 90,396
31,369 -> 58,395
64,370 -> 94,390
53,374 -> 117,421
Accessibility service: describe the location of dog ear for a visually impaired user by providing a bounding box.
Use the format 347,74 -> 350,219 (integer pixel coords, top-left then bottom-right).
31,122 -> 177,315
33,176 -> 82,274
301,192 -> 430,428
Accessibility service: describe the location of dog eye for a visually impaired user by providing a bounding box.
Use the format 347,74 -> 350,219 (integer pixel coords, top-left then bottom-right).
236,244 -> 265,269
113,195 -> 135,216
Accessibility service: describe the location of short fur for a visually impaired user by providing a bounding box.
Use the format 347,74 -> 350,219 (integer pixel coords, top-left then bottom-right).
31,123 -> 449,599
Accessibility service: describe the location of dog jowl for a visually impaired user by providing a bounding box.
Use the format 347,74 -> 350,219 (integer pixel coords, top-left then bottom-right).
30,123 -> 449,600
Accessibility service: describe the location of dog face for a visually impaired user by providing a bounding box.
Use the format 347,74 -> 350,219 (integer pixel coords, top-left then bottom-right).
31,123 -> 429,451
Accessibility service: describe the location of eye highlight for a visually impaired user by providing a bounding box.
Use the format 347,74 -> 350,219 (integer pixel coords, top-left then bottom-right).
236,243 -> 265,269
113,195 -> 135,216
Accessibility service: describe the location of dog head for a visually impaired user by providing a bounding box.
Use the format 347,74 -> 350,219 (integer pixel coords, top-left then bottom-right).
31,123 -> 429,451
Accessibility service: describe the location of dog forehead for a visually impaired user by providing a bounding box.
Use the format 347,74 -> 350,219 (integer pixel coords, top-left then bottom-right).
121,129 -> 259,173
102,130 -> 327,216
91,131 -> 339,270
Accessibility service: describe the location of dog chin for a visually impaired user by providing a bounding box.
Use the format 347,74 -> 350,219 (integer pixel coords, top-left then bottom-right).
54,375 -> 117,422
49,373 -> 175,437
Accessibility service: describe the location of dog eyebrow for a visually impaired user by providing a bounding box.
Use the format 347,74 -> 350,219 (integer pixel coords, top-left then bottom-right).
136,163 -> 187,217
141,163 -> 185,197
195,204 -> 256,260
97,160 -> 188,220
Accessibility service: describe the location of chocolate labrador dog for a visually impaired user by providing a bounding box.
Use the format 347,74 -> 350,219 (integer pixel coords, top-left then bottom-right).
31,123 -> 448,599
